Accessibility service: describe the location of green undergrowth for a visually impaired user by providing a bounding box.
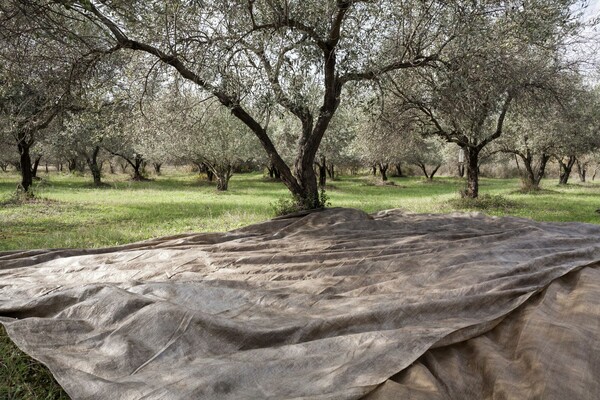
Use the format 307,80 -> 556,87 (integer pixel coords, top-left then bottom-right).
1,170 -> 600,398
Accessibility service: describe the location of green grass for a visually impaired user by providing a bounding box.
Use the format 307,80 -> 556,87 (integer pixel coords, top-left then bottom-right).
1,169 -> 599,398
1,171 -> 599,252
0,326 -> 69,400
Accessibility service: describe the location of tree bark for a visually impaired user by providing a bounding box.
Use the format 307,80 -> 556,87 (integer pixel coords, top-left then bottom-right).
213,165 -> 232,191
153,162 -> 162,175
464,147 -> 480,198
267,163 -> 281,179
316,155 -> 327,188
372,164 -> 377,176
515,151 -> 549,190
378,162 -> 389,182
131,155 -> 145,181
86,146 -> 103,186
68,158 -> 79,173
417,162 -> 441,181
558,156 -> 576,185
576,160 -> 586,183
394,163 -> 403,177
31,155 -> 42,178
18,142 -> 33,193
203,163 -> 214,182
327,163 -> 335,180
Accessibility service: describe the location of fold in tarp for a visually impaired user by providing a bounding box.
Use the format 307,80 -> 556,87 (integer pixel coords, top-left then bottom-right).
1,208 -> 599,399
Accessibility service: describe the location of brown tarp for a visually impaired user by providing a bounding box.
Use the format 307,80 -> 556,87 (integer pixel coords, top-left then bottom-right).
0,208 -> 599,399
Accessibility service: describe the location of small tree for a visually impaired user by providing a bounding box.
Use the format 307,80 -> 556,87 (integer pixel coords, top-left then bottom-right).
167,97 -> 262,191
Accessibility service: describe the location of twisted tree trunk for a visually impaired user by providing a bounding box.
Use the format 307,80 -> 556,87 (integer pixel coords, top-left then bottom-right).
86,146 -> 103,186
464,147 -> 480,198
17,142 -> 33,193
558,156 -> 576,185
378,162 -> 389,182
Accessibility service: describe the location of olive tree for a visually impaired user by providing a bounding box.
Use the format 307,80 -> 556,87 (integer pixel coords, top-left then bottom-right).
385,0 -> 587,197
168,98 -> 262,191
27,0 -> 472,209
0,1 -> 113,193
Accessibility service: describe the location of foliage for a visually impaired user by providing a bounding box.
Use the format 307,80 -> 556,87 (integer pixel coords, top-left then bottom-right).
272,189 -> 330,216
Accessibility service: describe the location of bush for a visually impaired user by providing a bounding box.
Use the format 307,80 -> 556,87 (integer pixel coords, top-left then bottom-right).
271,189 -> 330,216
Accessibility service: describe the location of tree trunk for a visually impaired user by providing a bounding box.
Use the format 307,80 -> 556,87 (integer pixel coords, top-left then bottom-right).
153,162 -> 162,175
417,162 -> 429,180
417,162 -> 441,181
131,156 -> 145,181
203,163 -> 214,182
214,165 -> 232,191
576,160 -> 586,183
458,163 -> 465,178
429,164 -> 441,181
558,156 -> 576,185
378,163 -> 389,182
86,146 -> 103,186
44,162 -> 49,174
394,163 -> 403,177
464,147 -> 480,198
372,164 -> 377,176
327,163 -> 335,180
18,142 -> 33,193
31,155 -> 42,178
517,151 -> 549,190
108,161 -> 116,174
119,161 -> 129,173
292,147 -> 321,209
267,163 -> 281,180
316,155 -> 327,188
68,158 -> 78,173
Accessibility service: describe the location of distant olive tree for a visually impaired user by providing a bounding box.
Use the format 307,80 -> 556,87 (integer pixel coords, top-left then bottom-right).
385,0 -> 587,197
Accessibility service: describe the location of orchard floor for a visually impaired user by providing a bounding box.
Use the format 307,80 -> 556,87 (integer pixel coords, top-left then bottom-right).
2,170 -> 600,252
1,169 -> 599,398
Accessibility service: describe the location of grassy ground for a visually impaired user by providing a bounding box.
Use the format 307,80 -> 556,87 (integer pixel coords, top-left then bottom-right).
1,169 -> 599,398
2,170 -> 599,252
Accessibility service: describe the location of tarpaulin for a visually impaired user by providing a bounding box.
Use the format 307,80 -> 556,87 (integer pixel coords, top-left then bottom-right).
1,208 -> 598,399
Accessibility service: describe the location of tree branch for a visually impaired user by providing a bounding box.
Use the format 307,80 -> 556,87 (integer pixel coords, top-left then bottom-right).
340,54 -> 439,83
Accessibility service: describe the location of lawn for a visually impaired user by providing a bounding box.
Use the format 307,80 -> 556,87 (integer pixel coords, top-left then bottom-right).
1,169 -> 599,398
2,170 -> 599,252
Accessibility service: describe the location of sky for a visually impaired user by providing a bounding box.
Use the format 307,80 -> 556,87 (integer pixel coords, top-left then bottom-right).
585,0 -> 600,19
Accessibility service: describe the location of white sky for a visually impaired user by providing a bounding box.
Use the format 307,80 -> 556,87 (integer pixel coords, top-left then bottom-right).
584,0 -> 600,19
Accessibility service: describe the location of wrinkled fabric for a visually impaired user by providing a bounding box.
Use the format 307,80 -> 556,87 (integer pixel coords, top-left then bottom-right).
0,208 -> 599,399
